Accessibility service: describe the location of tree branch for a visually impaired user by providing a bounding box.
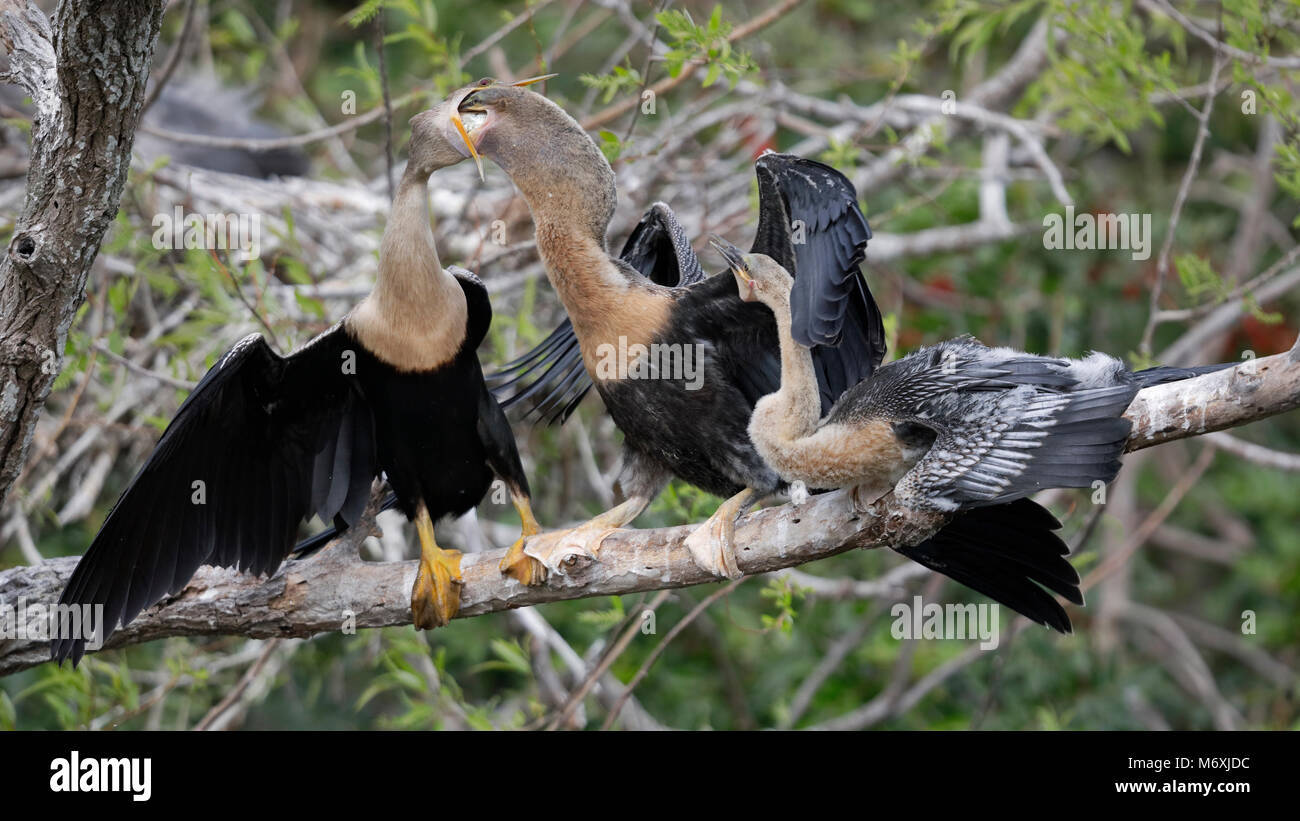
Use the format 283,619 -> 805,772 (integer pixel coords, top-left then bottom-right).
3,348 -> 1298,676
579,0 -> 806,131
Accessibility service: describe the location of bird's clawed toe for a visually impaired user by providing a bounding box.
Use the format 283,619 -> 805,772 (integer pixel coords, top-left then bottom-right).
683,515 -> 743,580
500,537 -> 548,586
411,548 -> 463,629
850,483 -> 884,513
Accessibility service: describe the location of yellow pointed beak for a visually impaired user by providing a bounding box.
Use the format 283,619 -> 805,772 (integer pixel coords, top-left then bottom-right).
449,74 -> 557,181
450,109 -> 485,181
709,236 -> 750,281
510,73 -> 558,87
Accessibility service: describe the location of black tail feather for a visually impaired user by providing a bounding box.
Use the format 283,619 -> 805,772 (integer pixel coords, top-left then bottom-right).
1131,361 -> 1234,388
894,499 -> 1082,633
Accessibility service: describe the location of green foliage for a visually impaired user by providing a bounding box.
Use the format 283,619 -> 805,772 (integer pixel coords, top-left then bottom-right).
596,129 -> 624,162
579,65 -> 644,103
1176,254 -> 1284,324
346,0 -> 393,28
1176,253 -> 1226,301
576,596 -> 627,631
656,5 -> 757,88
943,0 -> 1046,66
1027,0 -> 1175,152
821,138 -> 862,172
759,577 -> 808,635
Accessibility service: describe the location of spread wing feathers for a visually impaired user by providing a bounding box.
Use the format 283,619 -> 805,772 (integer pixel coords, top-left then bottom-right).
52,328 -> 377,666
486,202 -> 702,424
895,499 -> 1083,633
840,338 -> 1139,511
486,317 -> 590,425
621,202 -> 708,288
753,152 -> 886,409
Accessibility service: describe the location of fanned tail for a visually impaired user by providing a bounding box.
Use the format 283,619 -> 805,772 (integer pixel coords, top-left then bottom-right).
895,499 -> 1083,633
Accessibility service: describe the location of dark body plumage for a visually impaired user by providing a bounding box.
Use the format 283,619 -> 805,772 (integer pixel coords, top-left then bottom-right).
53,268 -> 528,665
599,281 -> 781,498
490,152 -> 885,502
820,336 -> 1231,511
350,270 -> 523,524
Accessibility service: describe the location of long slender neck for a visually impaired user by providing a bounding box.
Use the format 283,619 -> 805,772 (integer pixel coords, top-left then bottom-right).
533,216 -> 636,318
496,143 -> 633,311
492,131 -> 670,372
766,293 -> 823,438
348,168 -> 467,371
374,169 -> 448,308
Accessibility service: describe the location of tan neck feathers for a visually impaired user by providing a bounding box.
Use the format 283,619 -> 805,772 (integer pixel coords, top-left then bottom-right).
769,297 -> 822,436
348,173 -> 468,372
532,217 -> 672,379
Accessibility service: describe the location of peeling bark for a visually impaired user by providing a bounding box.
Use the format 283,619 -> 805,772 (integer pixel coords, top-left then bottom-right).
0,0 -> 166,505
1125,348 -> 1300,451
2,352 -> 1296,677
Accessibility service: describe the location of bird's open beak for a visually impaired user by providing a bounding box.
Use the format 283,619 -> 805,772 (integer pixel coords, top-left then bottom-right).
449,111 -> 484,181
449,74 -> 558,181
710,236 -> 755,301
449,85 -> 487,181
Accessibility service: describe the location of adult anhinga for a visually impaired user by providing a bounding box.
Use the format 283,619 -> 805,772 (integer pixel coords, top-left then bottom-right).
438,83 -> 888,580
443,86 -> 1095,628
52,80 -> 547,666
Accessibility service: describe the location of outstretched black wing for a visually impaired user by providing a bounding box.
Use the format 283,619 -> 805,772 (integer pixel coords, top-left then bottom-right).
486,320 -> 589,426
487,202 -> 701,424
52,326 -> 377,666
752,152 -> 885,410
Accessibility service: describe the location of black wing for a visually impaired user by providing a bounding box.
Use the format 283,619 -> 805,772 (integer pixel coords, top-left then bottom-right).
895,499 -> 1082,633
449,265 -> 493,351
620,202 -> 707,289
52,327 -> 377,666
486,320 -> 589,426
487,202 -> 702,424
752,152 -> 885,410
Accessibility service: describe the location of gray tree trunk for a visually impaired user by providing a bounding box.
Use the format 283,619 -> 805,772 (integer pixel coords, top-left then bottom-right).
0,0 -> 165,505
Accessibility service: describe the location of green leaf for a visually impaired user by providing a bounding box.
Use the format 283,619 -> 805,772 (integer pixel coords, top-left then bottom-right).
597,130 -> 623,163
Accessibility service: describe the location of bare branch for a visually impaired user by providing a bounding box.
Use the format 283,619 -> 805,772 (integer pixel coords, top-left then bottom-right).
580,0 -> 807,130
1203,431 -> 1300,471
3,351 -> 1298,677
140,0 -> 197,115
1137,0 -> 1300,69
1139,53 -> 1226,357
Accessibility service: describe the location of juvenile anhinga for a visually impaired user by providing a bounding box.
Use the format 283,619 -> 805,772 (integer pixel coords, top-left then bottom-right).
51,80 -> 548,666
438,83 -> 885,580
707,244 -> 1231,625
714,244 -> 1226,512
